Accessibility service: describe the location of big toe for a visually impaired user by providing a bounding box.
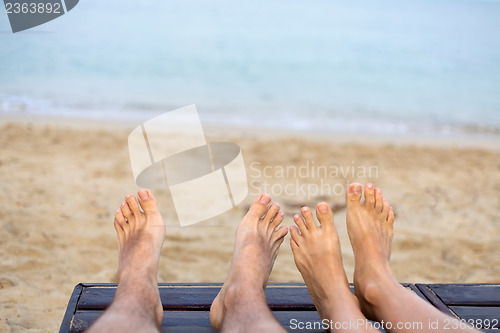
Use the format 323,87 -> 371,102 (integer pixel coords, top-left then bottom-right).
137,189 -> 159,215
246,193 -> 272,219
346,183 -> 363,207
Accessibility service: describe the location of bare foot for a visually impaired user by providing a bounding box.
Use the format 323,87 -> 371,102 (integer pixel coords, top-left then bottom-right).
345,183 -> 396,319
114,189 -> 166,326
209,194 -> 288,330
290,203 -> 362,326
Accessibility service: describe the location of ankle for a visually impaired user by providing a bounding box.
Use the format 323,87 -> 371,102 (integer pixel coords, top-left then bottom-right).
223,281 -> 265,311
318,288 -> 359,320
355,271 -> 399,308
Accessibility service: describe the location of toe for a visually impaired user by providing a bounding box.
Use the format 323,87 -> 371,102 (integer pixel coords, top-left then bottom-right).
381,198 -> 390,218
137,189 -> 159,215
114,218 -> 124,239
316,202 -> 334,229
290,237 -> 299,253
290,225 -> 302,246
115,209 -> 127,229
120,201 -> 133,221
125,194 -> 142,216
364,183 -> 375,209
387,207 -> 395,225
346,182 -> 363,207
374,188 -> 383,212
270,211 -> 284,230
293,214 -> 308,234
263,203 -> 280,224
115,209 -> 129,238
246,193 -> 272,219
272,225 -> 288,242
300,206 -> 316,230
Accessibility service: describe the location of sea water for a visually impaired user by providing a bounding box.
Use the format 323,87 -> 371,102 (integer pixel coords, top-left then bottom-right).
1,0 -> 499,135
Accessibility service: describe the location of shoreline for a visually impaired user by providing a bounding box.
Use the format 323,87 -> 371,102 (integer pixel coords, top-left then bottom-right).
2,113 -> 500,152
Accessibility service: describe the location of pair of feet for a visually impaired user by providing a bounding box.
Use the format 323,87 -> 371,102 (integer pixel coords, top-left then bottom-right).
210,182 -> 395,329
112,183 -> 395,329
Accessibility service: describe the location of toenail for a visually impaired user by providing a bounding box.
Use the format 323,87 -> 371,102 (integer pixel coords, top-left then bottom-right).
367,183 -> 373,189
125,194 -> 132,199
355,185 -> 362,194
274,203 -> 280,209
376,189 -> 381,193
260,194 -> 271,204
301,207 -> 308,213
121,202 -> 126,207
318,203 -> 328,213
139,190 -> 149,200
294,214 -> 300,220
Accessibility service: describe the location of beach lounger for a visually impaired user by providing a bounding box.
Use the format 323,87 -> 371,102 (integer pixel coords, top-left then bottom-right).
60,283 -> 500,332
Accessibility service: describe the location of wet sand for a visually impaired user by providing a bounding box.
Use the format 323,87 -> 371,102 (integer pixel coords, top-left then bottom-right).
0,117 -> 499,332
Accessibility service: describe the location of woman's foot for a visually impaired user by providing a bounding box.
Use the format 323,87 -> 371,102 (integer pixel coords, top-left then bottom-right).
114,189 -> 166,326
209,194 -> 288,330
345,182 -> 397,319
290,203 -> 362,325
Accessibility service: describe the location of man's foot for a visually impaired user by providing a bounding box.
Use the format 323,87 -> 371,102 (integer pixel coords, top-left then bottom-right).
290,203 -> 361,322
345,183 -> 396,319
209,194 -> 288,330
114,189 -> 166,326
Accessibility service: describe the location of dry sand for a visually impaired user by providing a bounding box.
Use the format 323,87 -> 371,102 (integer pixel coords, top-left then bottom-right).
0,117 -> 499,332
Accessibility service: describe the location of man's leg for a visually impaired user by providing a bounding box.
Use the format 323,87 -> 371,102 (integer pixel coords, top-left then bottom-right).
87,189 -> 165,333
210,194 -> 289,332
346,182 -> 480,333
290,203 -> 379,332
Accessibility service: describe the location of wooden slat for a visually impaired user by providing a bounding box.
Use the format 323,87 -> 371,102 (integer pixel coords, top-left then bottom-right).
77,283 -> 415,311
59,284 -> 83,333
407,284 -> 428,300
428,284 -> 500,306
77,285 -> 318,311
70,310 -> 329,333
416,284 -> 457,316
448,306 -> 500,326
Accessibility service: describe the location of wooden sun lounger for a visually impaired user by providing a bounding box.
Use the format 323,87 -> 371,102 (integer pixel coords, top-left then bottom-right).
60,283 -> 500,332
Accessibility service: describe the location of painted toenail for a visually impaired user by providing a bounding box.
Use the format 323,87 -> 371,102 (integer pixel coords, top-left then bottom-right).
367,183 -> 373,189
139,190 -> 149,200
318,203 -> 328,213
294,214 -> 300,220
355,185 -> 362,194
260,194 -> 271,204
121,202 -> 126,207
301,207 -> 309,213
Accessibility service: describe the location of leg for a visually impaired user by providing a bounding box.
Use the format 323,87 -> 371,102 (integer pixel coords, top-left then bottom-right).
290,203 -> 379,332
210,194 -> 289,332
87,189 -> 165,333
346,182 -> 480,333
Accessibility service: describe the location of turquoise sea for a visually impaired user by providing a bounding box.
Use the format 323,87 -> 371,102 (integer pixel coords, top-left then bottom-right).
1,0 -> 500,135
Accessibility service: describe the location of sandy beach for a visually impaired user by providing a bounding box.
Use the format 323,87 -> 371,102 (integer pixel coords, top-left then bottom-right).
1,117 -> 499,332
